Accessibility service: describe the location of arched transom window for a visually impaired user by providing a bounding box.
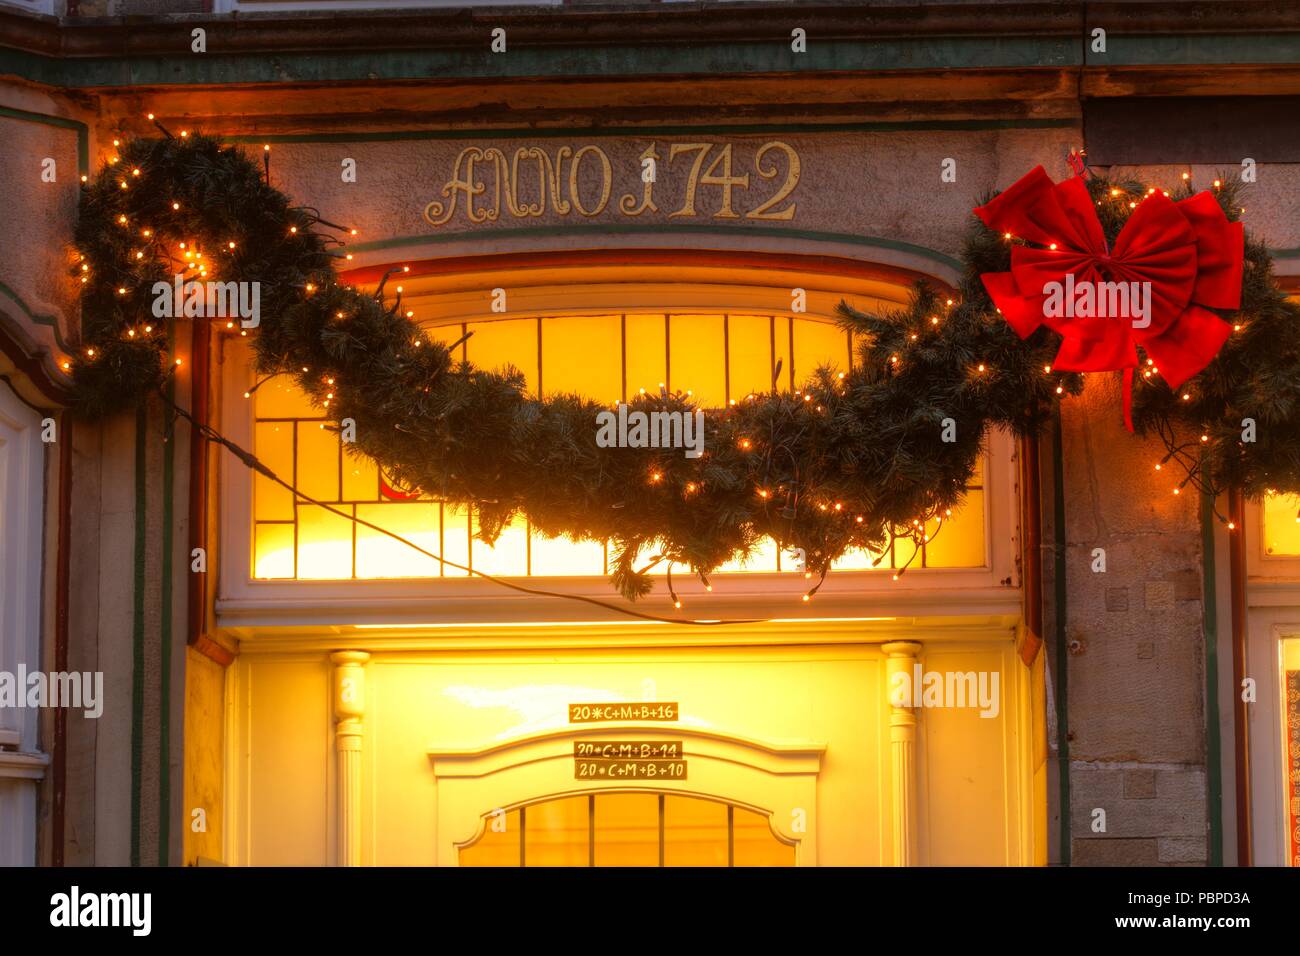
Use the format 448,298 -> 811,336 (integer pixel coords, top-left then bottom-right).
247,272 -> 988,581
458,792 -> 794,867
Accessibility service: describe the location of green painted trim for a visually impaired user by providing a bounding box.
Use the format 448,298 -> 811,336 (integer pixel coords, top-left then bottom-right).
0,280 -> 72,354
1052,406 -> 1070,866
0,37 -> 1079,89
158,330 -> 175,867
0,106 -> 90,176
347,224 -> 966,274
9,31 -> 1300,90
1100,34 -> 1300,67
227,117 -> 1078,145
1200,483 -> 1224,867
131,403 -> 146,868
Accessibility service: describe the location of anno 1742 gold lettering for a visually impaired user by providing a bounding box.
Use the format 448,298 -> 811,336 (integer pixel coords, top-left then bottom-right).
423,141 -> 800,227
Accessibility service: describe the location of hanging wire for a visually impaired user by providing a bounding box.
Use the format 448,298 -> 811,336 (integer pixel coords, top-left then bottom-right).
159,388 -> 772,627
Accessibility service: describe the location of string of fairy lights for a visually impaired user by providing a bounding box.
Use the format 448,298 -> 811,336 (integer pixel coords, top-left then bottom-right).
68,120 -> 1291,617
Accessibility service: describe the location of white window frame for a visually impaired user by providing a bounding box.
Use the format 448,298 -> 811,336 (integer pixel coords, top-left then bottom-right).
0,378 -> 47,867
216,336 -> 1023,632
1245,498 -> 1300,865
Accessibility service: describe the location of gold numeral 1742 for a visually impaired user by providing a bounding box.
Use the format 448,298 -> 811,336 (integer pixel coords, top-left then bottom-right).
667,142 -> 799,220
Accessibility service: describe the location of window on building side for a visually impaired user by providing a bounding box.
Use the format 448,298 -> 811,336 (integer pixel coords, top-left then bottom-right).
249,311 -> 988,580
1263,492 -> 1300,556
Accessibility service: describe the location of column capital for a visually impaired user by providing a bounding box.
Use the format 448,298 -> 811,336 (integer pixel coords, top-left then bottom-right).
331,650 -> 369,723
881,640 -> 922,660
330,650 -> 371,667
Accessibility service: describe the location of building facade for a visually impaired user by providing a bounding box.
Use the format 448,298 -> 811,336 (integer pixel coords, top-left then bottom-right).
1,0 -> 1298,868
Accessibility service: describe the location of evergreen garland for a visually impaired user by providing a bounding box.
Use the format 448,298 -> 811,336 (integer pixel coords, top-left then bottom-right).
68,134 -> 1300,600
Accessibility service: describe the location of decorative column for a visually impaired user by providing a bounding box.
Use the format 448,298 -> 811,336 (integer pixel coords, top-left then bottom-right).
882,641 -> 922,866
331,651 -> 369,867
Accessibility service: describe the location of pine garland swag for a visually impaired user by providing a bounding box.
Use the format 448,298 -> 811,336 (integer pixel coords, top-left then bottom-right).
68,133 -> 1300,600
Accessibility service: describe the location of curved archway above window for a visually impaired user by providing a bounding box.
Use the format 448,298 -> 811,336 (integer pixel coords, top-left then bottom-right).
219,250 -> 1018,627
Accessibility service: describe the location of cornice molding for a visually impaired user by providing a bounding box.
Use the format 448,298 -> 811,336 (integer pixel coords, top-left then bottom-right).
2,3 -> 1297,66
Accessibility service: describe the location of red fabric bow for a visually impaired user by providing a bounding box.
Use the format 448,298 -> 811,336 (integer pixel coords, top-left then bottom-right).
973,166 -> 1243,429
